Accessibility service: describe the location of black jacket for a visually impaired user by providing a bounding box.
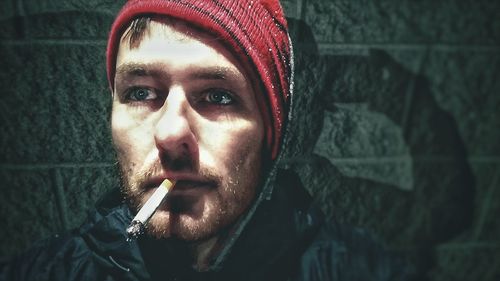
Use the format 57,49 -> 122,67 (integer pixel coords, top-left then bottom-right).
0,169 -> 407,281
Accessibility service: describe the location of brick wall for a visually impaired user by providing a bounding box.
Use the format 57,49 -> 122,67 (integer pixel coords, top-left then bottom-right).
1,0 -> 498,280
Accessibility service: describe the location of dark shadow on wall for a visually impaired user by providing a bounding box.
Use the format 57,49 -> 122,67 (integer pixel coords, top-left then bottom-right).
286,18 -> 476,281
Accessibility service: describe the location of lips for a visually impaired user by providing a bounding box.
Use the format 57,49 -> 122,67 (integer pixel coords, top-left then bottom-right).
144,177 -> 215,214
172,180 -> 213,191
144,175 -> 216,193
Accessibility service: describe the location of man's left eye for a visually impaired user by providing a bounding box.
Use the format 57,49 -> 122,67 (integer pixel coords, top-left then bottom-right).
205,90 -> 234,105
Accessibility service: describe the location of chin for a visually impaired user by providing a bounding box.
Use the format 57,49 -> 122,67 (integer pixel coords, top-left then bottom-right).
146,209 -> 223,241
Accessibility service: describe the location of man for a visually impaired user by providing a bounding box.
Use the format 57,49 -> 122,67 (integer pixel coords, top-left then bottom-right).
1,0 -> 407,280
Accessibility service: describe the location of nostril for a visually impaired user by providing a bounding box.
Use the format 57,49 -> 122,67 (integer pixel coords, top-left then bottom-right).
159,145 -> 193,172
171,155 -> 192,171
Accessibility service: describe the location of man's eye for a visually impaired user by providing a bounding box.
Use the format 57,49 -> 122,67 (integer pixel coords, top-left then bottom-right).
126,87 -> 157,101
205,90 -> 234,105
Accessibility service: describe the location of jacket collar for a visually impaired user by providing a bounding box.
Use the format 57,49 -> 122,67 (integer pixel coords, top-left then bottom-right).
211,168 -> 324,280
82,169 -> 323,280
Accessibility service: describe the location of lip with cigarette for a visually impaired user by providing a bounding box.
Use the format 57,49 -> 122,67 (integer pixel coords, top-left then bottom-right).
126,179 -> 176,240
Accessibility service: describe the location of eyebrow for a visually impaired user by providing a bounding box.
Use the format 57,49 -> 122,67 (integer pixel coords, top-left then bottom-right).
189,67 -> 234,80
115,62 -> 239,82
116,63 -> 160,77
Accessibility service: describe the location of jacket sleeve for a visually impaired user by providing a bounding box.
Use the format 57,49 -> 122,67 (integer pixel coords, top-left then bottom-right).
0,234 -> 129,281
0,206 -> 147,281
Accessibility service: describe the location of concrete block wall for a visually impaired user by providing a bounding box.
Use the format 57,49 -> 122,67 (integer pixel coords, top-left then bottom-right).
1,0 -> 498,280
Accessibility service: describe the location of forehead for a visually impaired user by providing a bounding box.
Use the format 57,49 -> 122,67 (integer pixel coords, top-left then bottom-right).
116,19 -> 246,77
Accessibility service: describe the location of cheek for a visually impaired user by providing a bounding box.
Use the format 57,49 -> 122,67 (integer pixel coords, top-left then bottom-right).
222,125 -> 264,211
112,109 -> 134,157
111,107 -> 155,168
199,118 -> 264,173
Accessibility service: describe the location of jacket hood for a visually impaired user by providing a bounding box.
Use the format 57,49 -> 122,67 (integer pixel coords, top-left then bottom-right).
202,33 -> 296,271
100,3 -> 306,272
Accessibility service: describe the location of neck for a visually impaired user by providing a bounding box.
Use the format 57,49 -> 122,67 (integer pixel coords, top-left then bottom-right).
189,236 -> 220,271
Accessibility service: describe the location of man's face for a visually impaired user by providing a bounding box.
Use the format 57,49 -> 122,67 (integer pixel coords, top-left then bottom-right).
112,19 -> 265,241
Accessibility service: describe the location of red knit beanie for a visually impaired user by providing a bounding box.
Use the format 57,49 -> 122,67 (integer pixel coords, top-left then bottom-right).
106,0 -> 293,160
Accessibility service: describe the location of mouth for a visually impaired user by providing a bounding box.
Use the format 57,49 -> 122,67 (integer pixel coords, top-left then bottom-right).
143,178 -> 215,215
144,176 -> 217,196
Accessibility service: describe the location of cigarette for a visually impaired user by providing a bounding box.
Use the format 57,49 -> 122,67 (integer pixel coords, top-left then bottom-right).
126,179 -> 175,240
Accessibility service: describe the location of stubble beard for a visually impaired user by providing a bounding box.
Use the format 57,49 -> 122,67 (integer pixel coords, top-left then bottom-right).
117,156 -> 260,242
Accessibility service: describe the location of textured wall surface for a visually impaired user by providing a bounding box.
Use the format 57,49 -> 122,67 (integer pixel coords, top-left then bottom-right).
1,0 -> 498,280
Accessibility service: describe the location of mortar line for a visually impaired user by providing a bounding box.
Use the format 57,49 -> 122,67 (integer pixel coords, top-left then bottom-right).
388,242 -> 499,251
15,0 -> 26,17
2,156 -> 500,170
13,0 -> 29,40
317,43 -> 500,52
2,39 -> 498,51
0,39 -> 107,46
436,241 -> 500,250
53,168 -> 69,231
288,0 -> 302,41
297,0 -> 306,21
400,63 -> 417,138
280,156 -> 500,165
473,166 -> 500,240
401,47 -> 429,138
0,162 -> 114,170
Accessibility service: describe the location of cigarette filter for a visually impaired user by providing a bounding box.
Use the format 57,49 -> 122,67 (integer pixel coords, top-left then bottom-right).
126,179 -> 175,240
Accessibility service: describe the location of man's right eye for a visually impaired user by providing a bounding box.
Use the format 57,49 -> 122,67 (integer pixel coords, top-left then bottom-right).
125,87 -> 157,102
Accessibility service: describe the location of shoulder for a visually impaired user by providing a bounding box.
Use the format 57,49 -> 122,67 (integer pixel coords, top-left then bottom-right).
294,223 -> 412,281
0,202 -> 140,281
1,232 -> 92,281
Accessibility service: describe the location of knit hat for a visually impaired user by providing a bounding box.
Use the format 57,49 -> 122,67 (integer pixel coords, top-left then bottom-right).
106,0 -> 293,160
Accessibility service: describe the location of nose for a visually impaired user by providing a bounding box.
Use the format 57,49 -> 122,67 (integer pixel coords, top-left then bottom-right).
154,86 -> 198,171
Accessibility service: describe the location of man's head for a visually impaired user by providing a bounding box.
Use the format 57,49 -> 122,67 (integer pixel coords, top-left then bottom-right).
106,0 -> 292,242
